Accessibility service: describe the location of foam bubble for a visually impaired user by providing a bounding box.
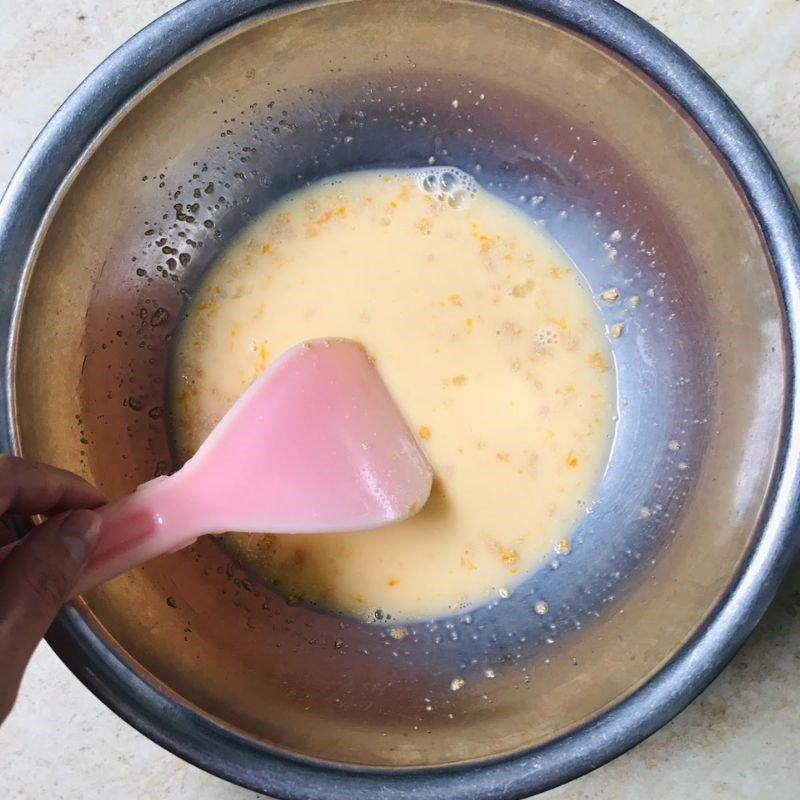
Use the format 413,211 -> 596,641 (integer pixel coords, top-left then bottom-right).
347,167 -> 479,211
413,166 -> 479,210
537,326 -> 560,346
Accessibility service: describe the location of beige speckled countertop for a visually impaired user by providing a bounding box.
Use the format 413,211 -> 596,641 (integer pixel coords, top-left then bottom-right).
1,1 -> 799,798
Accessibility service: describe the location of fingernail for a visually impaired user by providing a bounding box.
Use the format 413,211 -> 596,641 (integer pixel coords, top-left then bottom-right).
59,510 -> 103,564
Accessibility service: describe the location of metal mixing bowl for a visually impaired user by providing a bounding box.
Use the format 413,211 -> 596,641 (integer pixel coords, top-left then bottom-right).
2,1 -> 800,798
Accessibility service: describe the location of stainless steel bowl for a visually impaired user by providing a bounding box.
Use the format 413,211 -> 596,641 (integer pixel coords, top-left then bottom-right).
2,1 -> 800,798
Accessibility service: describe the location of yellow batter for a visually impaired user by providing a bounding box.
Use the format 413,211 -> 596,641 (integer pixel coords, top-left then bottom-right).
172,168 -> 615,622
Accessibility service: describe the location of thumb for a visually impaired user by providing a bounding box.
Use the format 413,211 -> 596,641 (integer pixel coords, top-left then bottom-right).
0,510 -> 101,720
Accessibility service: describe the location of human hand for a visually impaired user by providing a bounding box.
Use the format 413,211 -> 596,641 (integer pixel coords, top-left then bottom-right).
0,455 -> 105,723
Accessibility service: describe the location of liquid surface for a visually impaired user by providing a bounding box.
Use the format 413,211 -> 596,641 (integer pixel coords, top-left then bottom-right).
173,168 -> 615,622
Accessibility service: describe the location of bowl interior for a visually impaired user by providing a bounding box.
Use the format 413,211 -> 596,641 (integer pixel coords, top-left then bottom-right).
12,0 -> 785,768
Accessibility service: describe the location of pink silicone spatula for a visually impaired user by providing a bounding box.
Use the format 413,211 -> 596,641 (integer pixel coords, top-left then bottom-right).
69,338 -> 433,596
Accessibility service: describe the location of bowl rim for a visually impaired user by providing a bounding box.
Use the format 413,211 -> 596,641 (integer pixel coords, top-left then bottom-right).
2,1 -> 800,798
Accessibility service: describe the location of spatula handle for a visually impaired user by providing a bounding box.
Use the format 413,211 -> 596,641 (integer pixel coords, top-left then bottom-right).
0,481 -> 183,598
0,478 -> 200,598
72,477 -> 196,597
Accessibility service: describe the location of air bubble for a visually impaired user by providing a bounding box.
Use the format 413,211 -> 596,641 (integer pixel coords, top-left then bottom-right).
440,171 -> 458,191
422,174 -> 438,193
537,327 -> 560,346
414,166 -> 478,210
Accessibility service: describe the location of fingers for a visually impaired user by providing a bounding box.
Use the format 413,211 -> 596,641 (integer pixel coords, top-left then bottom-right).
0,509 -> 101,722
0,455 -> 105,516
0,458 -> 105,722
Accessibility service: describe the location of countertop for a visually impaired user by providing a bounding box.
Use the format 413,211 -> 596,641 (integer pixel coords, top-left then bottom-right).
1,1 -> 799,798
